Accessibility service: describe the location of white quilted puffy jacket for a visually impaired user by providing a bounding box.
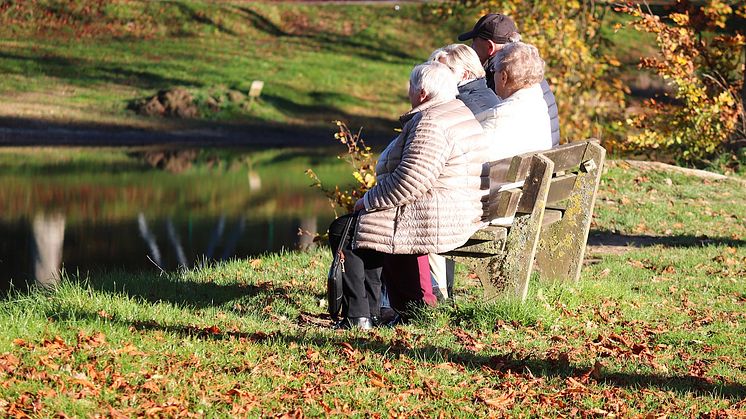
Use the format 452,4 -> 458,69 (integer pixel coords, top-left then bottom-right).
354,97 -> 489,254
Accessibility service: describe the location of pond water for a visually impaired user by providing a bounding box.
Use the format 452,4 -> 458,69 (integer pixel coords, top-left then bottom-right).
0,148 -> 347,291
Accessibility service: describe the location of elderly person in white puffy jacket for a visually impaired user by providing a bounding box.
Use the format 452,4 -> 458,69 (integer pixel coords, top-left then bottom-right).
426,42 -> 552,300
485,42 -> 553,161
328,61 -> 489,330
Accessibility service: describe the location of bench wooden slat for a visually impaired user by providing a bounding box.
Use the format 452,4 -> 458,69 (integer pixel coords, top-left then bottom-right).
488,155 -> 524,184
445,226 -> 507,257
489,188 -> 522,220
504,141 -> 591,181
546,173 -> 578,205
543,209 -> 563,226
516,157 -> 552,213
541,142 -> 589,173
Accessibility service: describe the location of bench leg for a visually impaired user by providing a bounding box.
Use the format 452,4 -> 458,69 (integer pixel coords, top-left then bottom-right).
451,256 -> 502,298
455,155 -> 553,302
535,143 -> 605,282
501,212 -> 546,301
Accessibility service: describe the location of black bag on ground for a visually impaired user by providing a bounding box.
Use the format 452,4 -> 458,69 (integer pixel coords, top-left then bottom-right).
327,213 -> 356,319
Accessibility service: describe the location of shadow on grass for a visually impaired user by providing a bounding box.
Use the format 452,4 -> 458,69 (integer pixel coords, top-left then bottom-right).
165,1 -> 238,36
275,332 -> 746,401
0,51 -> 200,90
67,269 -> 306,310
588,230 -> 746,249
48,296 -> 746,401
233,6 -> 419,64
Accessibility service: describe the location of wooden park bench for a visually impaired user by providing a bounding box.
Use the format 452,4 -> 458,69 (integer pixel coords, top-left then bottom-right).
444,140 -> 606,301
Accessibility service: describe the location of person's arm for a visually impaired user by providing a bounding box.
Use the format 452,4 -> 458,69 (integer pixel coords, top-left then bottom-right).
364,117 -> 451,211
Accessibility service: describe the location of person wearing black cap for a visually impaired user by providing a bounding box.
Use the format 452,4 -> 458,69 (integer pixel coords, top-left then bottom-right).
459,13 -> 560,146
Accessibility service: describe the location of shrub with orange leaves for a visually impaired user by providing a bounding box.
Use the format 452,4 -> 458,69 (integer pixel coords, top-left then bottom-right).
619,0 -> 746,166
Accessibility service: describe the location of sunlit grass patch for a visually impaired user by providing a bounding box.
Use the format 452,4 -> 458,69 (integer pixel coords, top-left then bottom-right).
1,164 -> 745,416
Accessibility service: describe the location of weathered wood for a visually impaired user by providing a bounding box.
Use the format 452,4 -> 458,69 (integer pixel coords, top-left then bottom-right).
446,226 -> 507,256
535,142 -> 606,282
490,189 -> 522,219
516,157 -> 551,214
455,155 -> 552,300
541,142 -> 589,173
501,154 -> 554,301
448,139 -> 604,302
505,141 -> 590,181
546,173 -> 578,205
450,256 -> 504,297
488,157 -> 514,184
542,209 -> 563,226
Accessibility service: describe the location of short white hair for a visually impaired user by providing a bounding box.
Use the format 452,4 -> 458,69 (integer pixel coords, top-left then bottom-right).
409,61 -> 458,103
439,44 -> 485,80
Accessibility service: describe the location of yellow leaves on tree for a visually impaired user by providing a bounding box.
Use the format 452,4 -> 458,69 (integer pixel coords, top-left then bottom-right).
306,121 -> 377,216
620,0 -> 746,165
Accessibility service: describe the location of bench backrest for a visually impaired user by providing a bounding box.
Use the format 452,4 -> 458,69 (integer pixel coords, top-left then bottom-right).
484,140 -> 603,222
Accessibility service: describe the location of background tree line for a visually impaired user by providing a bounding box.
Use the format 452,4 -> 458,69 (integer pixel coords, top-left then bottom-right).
439,0 -> 745,169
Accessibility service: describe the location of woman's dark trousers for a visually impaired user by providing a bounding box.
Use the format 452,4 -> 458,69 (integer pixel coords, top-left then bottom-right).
328,214 -> 383,319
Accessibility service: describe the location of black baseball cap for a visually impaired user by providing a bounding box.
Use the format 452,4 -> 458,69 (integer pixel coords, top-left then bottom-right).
458,13 -> 518,44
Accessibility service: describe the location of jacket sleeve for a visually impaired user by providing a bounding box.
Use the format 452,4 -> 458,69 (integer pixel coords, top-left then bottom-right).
364,117 -> 451,211
541,79 -> 560,146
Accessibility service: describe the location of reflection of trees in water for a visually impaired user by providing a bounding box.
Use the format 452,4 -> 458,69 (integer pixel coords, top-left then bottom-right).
1,212 -> 327,286
166,218 -> 189,267
298,216 -> 317,250
138,213 -> 253,269
31,213 -> 65,289
137,213 -> 162,267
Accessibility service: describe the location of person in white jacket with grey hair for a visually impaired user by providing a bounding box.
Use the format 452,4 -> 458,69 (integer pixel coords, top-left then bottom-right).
426,42 -> 552,300
484,41 -> 552,161
458,13 -> 560,146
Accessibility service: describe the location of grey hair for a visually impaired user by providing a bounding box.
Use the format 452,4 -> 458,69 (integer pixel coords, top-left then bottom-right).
493,41 -> 544,91
409,61 -> 458,103
438,44 -> 485,80
428,47 -> 448,62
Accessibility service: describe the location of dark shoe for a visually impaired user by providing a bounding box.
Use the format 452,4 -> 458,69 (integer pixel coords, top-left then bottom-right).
381,313 -> 406,328
332,316 -> 374,330
379,307 -> 397,325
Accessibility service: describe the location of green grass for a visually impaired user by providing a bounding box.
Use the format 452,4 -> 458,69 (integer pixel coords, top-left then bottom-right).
0,2 -> 468,132
1,164 -> 744,416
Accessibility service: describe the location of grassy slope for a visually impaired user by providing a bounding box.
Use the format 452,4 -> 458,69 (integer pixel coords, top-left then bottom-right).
0,2 -> 466,134
1,167 -> 744,416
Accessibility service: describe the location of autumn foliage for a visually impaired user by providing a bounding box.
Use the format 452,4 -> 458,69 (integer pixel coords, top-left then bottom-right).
305,121 -> 377,215
619,0 -> 746,165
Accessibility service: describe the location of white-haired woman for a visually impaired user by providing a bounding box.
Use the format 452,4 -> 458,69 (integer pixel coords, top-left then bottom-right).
328,61 -> 488,329
485,42 -> 553,161
430,44 -> 500,124
427,44 -> 501,300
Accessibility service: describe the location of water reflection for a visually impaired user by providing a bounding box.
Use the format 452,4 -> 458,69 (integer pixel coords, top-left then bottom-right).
0,148 -> 344,292
1,214 -> 329,291
31,213 -> 65,288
